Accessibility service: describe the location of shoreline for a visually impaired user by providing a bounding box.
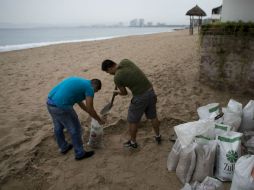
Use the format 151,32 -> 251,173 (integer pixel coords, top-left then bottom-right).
0,27 -> 183,53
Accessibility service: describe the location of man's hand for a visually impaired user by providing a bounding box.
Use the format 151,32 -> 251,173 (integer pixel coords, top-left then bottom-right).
113,90 -> 120,96
114,86 -> 127,96
85,97 -> 106,125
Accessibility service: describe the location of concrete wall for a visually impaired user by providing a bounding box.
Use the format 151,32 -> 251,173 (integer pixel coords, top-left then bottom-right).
222,0 -> 254,22
200,34 -> 254,94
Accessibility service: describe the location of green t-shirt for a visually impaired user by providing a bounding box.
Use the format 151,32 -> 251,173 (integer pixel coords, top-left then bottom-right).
114,59 -> 152,96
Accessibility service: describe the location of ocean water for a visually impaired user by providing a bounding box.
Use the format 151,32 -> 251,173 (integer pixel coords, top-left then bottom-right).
0,26 -> 182,52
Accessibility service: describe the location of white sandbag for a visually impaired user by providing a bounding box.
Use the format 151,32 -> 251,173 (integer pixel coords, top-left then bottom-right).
230,155 -> 254,190
197,103 -> 220,120
197,186 -> 216,190
222,107 -> 242,132
195,135 -> 212,145
194,123 -> 231,144
176,143 -> 197,184
210,112 -> 224,124
240,100 -> 254,132
222,99 -> 243,131
167,139 -> 182,171
180,182 -> 203,190
182,179 -> 222,190
214,123 -> 232,136
243,131 -> 254,154
215,131 -> 243,181
245,138 -> 254,149
196,177 -> 223,190
192,141 -> 217,182
227,99 -> 243,116
87,118 -> 104,148
181,182 -> 201,190
181,183 -> 192,190
246,137 -> 254,154
195,123 -> 232,144
192,181 -> 202,189
174,120 -> 214,148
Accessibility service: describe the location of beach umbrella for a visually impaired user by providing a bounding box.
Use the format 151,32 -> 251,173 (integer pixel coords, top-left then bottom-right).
186,5 -> 207,35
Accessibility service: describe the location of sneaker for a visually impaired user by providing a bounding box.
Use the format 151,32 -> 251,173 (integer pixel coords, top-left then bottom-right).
123,140 -> 138,149
155,135 -> 162,144
75,151 -> 95,160
61,144 -> 73,154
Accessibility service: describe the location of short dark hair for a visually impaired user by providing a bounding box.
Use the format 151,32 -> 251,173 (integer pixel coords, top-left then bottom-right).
101,59 -> 116,71
91,79 -> 102,91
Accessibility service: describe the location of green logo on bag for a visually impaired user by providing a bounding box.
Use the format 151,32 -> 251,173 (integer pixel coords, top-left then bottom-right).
226,150 -> 238,163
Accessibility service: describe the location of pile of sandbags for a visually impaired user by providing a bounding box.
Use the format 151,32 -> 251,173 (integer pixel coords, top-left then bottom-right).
167,99 -> 254,190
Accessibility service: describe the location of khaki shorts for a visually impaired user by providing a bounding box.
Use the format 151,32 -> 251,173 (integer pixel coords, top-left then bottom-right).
127,89 -> 157,123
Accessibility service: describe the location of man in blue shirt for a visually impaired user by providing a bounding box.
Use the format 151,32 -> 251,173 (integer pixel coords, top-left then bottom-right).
47,76 -> 105,160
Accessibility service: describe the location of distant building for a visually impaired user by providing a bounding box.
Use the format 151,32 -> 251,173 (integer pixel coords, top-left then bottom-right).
129,19 -> 138,27
156,22 -> 166,27
138,19 -> 145,27
199,5 -> 221,24
211,5 -> 222,22
221,0 -> 254,22
146,22 -> 153,27
129,18 -> 145,27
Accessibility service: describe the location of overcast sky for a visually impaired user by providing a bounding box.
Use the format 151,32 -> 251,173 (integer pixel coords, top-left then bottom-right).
0,0 -> 222,26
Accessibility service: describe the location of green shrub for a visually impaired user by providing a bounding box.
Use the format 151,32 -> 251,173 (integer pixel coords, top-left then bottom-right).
201,21 -> 254,36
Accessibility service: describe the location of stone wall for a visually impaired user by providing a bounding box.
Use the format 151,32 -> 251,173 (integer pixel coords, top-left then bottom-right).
200,34 -> 254,94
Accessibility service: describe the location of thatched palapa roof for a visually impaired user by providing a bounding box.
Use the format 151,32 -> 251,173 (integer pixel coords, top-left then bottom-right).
186,5 -> 206,16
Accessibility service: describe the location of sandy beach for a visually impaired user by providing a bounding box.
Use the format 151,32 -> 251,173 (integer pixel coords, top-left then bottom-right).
0,29 -> 251,190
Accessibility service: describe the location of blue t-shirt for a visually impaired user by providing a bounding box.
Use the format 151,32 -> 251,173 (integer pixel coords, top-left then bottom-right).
48,77 -> 94,108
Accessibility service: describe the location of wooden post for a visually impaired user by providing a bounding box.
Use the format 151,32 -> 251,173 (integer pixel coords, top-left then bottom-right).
198,16 -> 200,34
189,16 -> 193,35
191,16 -> 193,35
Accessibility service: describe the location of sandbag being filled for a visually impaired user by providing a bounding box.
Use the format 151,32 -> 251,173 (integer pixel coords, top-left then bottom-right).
87,118 -> 104,148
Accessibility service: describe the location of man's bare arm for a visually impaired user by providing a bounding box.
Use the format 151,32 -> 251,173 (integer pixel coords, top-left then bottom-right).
85,97 -> 105,125
77,102 -> 87,112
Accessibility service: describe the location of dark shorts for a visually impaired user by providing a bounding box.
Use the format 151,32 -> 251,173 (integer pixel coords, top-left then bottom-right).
127,89 -> 157,123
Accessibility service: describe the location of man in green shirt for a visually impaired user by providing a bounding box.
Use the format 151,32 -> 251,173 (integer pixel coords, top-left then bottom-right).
101,59 -> 161,148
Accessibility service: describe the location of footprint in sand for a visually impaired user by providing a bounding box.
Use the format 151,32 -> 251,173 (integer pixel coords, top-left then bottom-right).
20,87 -> 30,91
95,159 -> 108,169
